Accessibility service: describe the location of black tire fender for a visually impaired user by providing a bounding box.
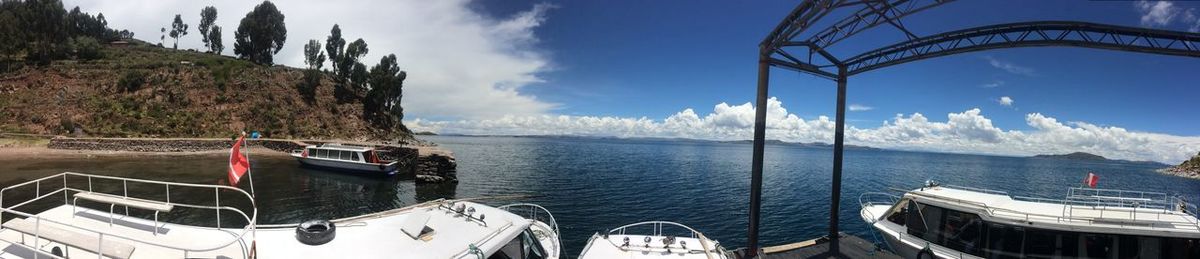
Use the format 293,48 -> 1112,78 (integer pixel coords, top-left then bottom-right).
916,246 -> 935,259
296,220 -> 336,245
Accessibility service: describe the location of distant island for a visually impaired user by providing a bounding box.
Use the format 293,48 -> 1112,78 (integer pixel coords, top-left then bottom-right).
1030,152 -> 1168,166
1159,152 -> 1200,180
717,139 -> 880,150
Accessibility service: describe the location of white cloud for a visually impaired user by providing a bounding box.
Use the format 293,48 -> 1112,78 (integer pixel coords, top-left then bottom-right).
1135,1 -> 1200,32
998,96 -> 1013,106
848,104 -> 874,112
67,0 -> 556,119
981,80 -> 1004,88
408,98 -> 1200,164
984,56 -> 1035,76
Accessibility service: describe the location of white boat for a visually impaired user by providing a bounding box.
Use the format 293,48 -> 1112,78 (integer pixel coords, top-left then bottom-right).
290,144 -> 401,175
577,221 -> 729,259
859,181 -> 1200,259
0,172 -> 562,259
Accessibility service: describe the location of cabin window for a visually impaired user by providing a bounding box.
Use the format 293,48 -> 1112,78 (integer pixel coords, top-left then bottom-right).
940,208 -> 982,256
1082,234 -> 1114,259
885,200 -> 907,225
307,148 -> 316,156
1120,235 -> 1161,259
984,222 -> 1024,259
317,149 -> 327,158
521,229 -> 547,259
1162,238 -> 1200,258
904,201 -> 927,237
337,151 -> 347,160
351,152 -> 360,162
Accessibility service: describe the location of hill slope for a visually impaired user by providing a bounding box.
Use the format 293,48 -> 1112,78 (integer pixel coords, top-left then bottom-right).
0,41 -> 411,141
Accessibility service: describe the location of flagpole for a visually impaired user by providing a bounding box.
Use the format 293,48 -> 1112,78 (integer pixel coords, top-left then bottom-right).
244,134 -> 256,198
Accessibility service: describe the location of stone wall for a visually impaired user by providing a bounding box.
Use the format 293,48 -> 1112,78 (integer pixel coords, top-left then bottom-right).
45,137 -> 457,183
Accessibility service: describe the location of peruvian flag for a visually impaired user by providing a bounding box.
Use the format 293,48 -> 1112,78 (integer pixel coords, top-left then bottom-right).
228,135 -> 250,186
1083,172 -> 1099,188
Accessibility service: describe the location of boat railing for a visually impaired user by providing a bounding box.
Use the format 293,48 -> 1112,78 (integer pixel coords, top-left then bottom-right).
858,192 -> 901,223
0,172 -> 257,258
601,221 -> 725,256
498,203 -> 564,255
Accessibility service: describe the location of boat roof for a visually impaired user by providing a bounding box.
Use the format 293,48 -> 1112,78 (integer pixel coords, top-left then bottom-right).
308,144 -> 375,152
906,185 -> 1200,238
0,200 -> 534,259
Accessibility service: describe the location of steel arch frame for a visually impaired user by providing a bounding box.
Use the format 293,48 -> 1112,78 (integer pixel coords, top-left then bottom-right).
846,21 -> 1200,76
744,1 -> 1200,258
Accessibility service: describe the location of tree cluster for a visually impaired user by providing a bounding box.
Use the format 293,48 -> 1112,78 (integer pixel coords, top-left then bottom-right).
314,25 -> 407,130
0,0 -> 125,64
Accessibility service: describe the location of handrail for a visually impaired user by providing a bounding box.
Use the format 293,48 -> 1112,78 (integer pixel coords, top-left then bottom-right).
601,221 -> 726,258
0,172 -> 258,257
498,203 -> 564,257
858,192 -> 900,223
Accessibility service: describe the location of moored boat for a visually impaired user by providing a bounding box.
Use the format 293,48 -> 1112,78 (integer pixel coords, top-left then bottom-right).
0,172 -> 563,259
577,221 -> 729,259
290,144 -> 400,176
859,181 -> 1200,259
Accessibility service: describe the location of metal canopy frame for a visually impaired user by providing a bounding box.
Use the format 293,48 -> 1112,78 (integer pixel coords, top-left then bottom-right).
745,0 -> 1200,257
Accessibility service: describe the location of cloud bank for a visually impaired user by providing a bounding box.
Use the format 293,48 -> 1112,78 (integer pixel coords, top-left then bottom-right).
1135,0 -> 1200,32
68,0 -> 556,119
408,97 -> 1200,164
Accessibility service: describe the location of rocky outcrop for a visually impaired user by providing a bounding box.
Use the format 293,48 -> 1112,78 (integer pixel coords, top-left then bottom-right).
1160,152 -> 1200,180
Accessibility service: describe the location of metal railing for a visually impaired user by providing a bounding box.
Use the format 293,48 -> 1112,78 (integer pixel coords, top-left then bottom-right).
0,172 -> 257,258
858,192 -> 901,223
597,221 -> 727,258
498,203 -> 563,257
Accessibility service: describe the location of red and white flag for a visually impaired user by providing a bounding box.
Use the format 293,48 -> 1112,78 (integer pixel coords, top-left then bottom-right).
228,135 -> 250,186
1083,172 -> 1099,188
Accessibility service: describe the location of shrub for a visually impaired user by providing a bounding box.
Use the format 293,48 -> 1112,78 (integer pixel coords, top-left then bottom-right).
70,36 -> 103,60
117,70 -> 146,92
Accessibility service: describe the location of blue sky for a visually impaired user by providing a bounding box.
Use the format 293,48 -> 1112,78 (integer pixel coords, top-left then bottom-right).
472,0 -> 1199,135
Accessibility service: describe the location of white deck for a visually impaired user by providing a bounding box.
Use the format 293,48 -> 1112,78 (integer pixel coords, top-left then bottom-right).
0,201 -> 554,259
578,234 -> 726,259
909,186 -> 1200,238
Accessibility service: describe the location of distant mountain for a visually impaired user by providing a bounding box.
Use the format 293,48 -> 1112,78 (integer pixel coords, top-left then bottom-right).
1032,152 -> 1108,161
717,139 -> 880,150
1031,152 -> 1169,166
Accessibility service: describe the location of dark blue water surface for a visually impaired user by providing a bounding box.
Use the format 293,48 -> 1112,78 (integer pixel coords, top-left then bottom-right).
0,135 -> 1196,258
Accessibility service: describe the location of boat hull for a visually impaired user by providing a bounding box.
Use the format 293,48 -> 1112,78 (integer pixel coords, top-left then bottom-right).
293,156 -> 401,176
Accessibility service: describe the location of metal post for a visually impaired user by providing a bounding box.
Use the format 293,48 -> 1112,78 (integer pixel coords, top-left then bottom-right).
829,65 -> 848,239
746,48 -> 771,258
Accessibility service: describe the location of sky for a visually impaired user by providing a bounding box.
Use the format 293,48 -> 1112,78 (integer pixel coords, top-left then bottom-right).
69,0 -> 1200,164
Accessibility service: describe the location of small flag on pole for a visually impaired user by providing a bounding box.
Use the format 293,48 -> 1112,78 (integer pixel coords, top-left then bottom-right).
1083,172 -> 1099,188
229,135 -> 250,186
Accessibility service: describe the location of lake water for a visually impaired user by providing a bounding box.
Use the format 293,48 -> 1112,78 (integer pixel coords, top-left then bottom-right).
0,135 -> 1197,258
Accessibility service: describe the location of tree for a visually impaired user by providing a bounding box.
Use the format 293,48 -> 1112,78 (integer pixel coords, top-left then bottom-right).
365,54 -> 406,128
160,27 -> 165,46
169,14 -> 188,49
25,0 -> 68,63
325,25 -> 345,74
208,26 -> 223,54
303,39 -> 325,70
233,1 -> 286,65
198,6 -> 217,49
0,1 -> 27,60
339,38 -> 368,85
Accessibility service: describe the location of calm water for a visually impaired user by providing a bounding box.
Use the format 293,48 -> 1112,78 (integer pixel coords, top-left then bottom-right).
1,135 -> 1197,257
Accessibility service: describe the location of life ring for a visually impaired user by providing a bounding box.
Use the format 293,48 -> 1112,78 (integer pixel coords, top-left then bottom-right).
916,246 -> 935,259
295,220 -> 336,245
